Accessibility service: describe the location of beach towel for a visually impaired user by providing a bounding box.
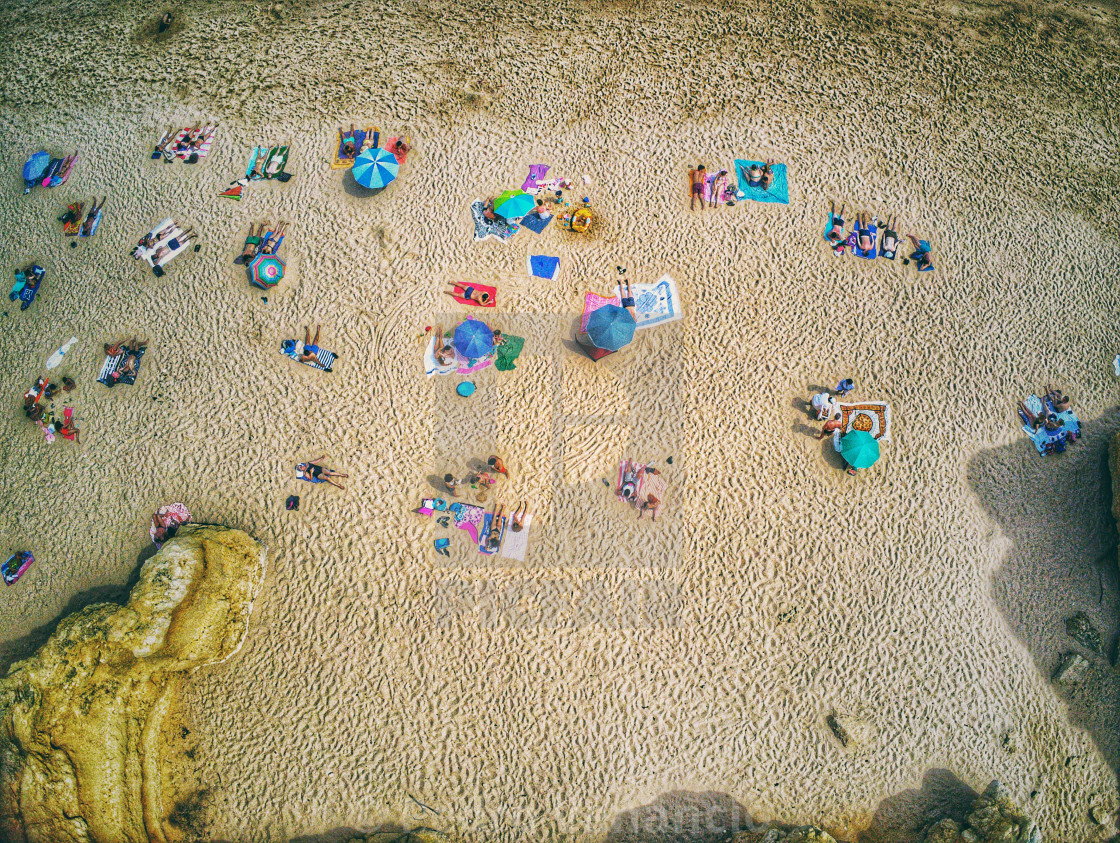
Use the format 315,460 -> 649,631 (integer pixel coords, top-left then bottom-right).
616,274 -> 683,329
852,220 -> 878,259
522,164 -> 549,193
172,126 -> 216,161
137,218 -> 189,268
638,471 -> 668,520
282,343 -> 336,372
617,459 -> 645,504
499,513 -> 533,562
383,136 -> 408,165
220,183 -> 244,199
494,335 -> 525,371
478,513 -> 506,555
263,145 -> 290,178
449,283 -> 497,307
824,212 -> 846,244
733,159 -> 790,204
18,270 -> 43,310
332,127 -> 369,169
470,200 -> 518,242
910,240 -> 934,271
528,255 -> 560,279
837,402 -> 891,441
1019,396 -> 1068,456
62,202 -> 84,235
448,502 -> 486,543
79,208 -> 102,238
519,211 -> 552,234
45,153 -> 77,188
59,408 -> 77,442
97,346 -> 146,387
246,146 -> 264,178
2,552 -> 34,586
424,334 -> 459,378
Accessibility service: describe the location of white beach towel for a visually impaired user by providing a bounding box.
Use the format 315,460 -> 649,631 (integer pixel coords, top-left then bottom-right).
616,274 -> 683,329
500,513 -> 533,562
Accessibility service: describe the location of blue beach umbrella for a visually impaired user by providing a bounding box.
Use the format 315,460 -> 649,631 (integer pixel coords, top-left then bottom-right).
453,319 -> 494,359
585,304 -> 636,351
22,151 -> 49,193
839,430 -> 880,469
494,189 -> 535,219
352,147 -> 399,189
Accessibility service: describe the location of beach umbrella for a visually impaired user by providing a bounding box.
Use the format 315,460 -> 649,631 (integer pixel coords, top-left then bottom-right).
494,189 -> 535,219
22,151 -> 49,183
453,319 -> 494,359
249,254 -> 285,288
352,147 -> 399,189
585,304 -> 636,351
839,430 -> 880,469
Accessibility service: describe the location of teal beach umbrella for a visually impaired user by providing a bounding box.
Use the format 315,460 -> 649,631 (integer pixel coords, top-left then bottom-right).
352,147 -> 399,189
585,305 -> 636,351
494,189 -> 535,219
840,430 -> 880,469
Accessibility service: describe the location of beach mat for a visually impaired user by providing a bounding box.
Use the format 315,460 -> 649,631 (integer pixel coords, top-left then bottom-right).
284,346 -> 336,372
78,209 -> 102,238
173,127 -> 216,161
837,402 -> 891,441
852,221 -> 878,259
522,164 -> 549,193
62,202 -> 84,236
499,513 -> 533,562
263,145 -> 289,178
528,255 -> 559,279
615,274 -> 683,329
470,200 -> 518,242
494,335 -> 525,371
97,347 -> 146,387
449,502 -> 486,544
450,283 -> 496,307
331,127 -> 369,169
733,159 -> 790,204
519,211 -> 552,234
478,513 -> 506,555
383,136 -> 408,165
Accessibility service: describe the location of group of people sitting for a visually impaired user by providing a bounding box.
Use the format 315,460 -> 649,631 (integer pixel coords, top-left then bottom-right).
235,221 -> 287,264
442,455 -> 509,503
103,338 -> 147,382
23,377 -> 80,442
1019,388 -> 1080,454
431,324 -> 507,368
338,125 -> 410,162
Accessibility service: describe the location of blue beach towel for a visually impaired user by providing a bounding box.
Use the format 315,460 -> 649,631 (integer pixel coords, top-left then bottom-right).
528,255 -> 560,279
852,220 -> 878,259
78,209 -> 102,238
734,159 -> 790,204
910,240 -> 934,272
519,211 -> 552,234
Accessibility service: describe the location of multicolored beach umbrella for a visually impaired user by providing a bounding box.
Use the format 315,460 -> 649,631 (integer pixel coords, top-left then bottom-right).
453,319 -> 494,359
249,254 -> 285,288
352,147 -> 399,189
585,304 -> 636,351
839,430 -> 880,469
494,189 -> 535,219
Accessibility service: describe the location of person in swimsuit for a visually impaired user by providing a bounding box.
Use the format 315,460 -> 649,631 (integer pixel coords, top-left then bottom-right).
760,160 -> 775,191
819,412 -> 844,440
904,235 -> 933,271
620,281 -> 638,320
444,474 -> 460,496
260,222 -> 287,256
104,338 -> 147,357
531,199 -> 552,219
688,165 -> 706,210
486,505 -> 504,551
296,457 -> 348,489
236,222 -> 268,264
339,124 -> 358,159
391,138 -> 410,160
638,494 -> 660,521
445,282 -> 491,305
855,213 -> 874,252
297,325 -> 323,364
153,127 -> 176,159
708,170 -> 729,208
152,229 -> 194,261
79,197 -> 106,235
879,216 -> 899,258
510,501 -> 528,532
482,197 -> 500,221
492,329 -> 506,347
618,461 -> 641,501
487,455 -> 508,476
826,201 -> 846,244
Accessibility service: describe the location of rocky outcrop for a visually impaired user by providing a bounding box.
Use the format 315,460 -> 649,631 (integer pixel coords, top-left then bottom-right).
0,525 -> 265,843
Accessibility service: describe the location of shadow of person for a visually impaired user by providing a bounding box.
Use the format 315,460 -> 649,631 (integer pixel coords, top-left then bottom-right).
858,768 -> 976,842
606,790 -> 755,843
968,406 -> 1120,770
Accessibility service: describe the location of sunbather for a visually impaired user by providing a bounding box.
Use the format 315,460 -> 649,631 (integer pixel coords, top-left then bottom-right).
638,494 -> 660,521
826,201 -> 846,244
486,505 -> 504,551
296,457 -> 348,489
297,325 -> 323,363
105,338 -> 147,357
482,197 -> 500,221
152,228 -> 194,260
60,415 -> 80,444
391,137 -> 410,159
235,222 -> 268,264
118,351 -> 142,377
880,217 -> 899,258
531,199 -> 551,219
620,281 -> 637,320
260,222 -> 287,255
158,11 -> 173,32
688,165 -> 706,211
708,170 -> 729,208
819,412 -> 844,440
445,282 -> 491,305
618,461 -> 641,501
855,213 -> 874,252
903,235 -> 932,270
62,377 -> 76,392
510,501 -> 528,532
339,124 -> 358,159
79,197 -> 106,235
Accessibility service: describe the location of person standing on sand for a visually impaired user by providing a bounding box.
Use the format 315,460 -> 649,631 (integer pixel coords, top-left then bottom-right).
819,412 -> 843,440
834,378 -> 854,397
689,165 -> 706,211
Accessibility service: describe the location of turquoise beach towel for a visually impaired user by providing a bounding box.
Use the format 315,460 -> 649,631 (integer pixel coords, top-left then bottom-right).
734,159 -> 789,204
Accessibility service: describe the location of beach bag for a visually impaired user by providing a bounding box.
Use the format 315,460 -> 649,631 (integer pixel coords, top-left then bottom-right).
277,172 -> 292,183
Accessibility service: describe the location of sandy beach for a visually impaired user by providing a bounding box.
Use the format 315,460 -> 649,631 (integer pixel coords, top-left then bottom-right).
2,0 -> 1120,839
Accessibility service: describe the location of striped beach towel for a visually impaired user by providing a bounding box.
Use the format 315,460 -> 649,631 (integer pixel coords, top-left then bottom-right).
283,345 -> 336,372
172,126 -> 216,161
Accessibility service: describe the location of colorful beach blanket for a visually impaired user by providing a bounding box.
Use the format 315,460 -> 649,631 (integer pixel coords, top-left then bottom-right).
615,274 -> 683,329
331,127 -> 371,169
448,502 -> 486,544
837,402 -> 891,441
734,159 -> 790,204
2,552 -> 34,585
62,202 -> 84,236
528,255 -> 559,279
494,335 -> 525,371
470,200 -> 518,242
500,513 -> 533,562
97,346 -> 146,387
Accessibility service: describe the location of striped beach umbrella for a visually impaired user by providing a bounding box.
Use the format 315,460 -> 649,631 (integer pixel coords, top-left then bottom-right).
352,147 -> 399,189
249,254 -> 285,288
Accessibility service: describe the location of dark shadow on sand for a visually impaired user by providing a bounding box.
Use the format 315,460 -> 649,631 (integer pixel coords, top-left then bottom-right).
606,790 -> 755,843
968,406 -> 1120,771
342,176 -> 388,199
857,769 -> 976,842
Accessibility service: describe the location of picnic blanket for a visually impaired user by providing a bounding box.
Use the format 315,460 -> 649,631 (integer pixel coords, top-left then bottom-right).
522,164 -> 549,192
282,344 -> 336,372
500,513 -> 533,562
450,283 -> 497,307
62,202 -> 83,235
97,346 -> 146,387
852,220 -> 878,259
494,335 -> 525,371
528,255 -> 559,279
615,274 -> 683,329
331,127 -> 371,169
478,513 -> 506,555
734,159 -> 790,204
519,211 -> 552,233
470,199 -> 518,242
448,502 -> 486,543
2,552 -> 34,586
837,402 -> 891,441
172,126 -> 216,161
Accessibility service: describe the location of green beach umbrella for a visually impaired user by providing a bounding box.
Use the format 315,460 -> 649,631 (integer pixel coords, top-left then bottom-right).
839,430 -> 880,469
494,189 -> 535,219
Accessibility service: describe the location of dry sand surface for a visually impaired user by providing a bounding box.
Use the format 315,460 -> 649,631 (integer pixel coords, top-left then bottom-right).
2,0 -> 1120,839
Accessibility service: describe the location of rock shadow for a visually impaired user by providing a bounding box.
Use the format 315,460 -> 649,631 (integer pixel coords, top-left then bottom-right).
968,406 -> 1120,770
857,768 -> 977,842
606,790 -> 755,843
